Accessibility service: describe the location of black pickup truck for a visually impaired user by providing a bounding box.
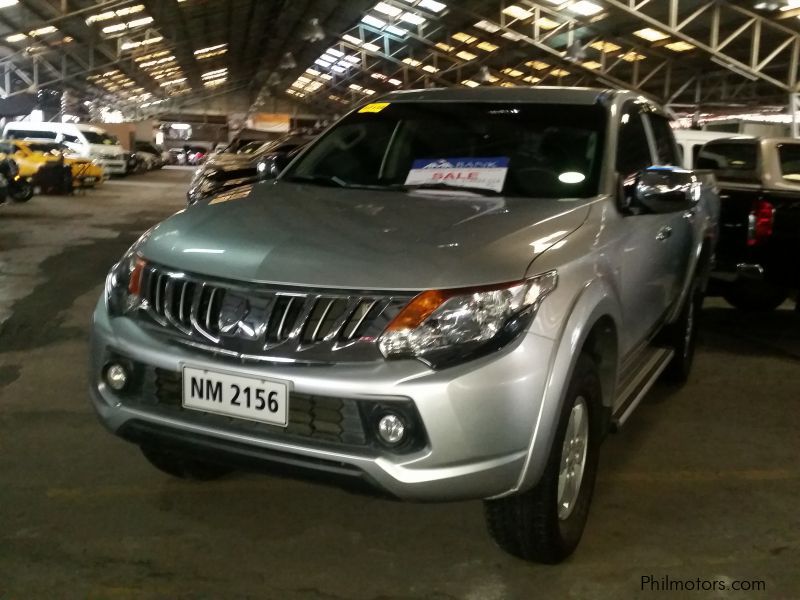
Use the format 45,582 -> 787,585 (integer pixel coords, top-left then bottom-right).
697,137 -> 800,311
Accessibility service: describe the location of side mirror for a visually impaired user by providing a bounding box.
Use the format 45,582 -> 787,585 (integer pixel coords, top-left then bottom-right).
634,167 -> 700,214
256,152 -> 291,181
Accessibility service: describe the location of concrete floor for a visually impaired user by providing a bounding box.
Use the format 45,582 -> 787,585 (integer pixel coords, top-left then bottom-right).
1,168 -> 798,599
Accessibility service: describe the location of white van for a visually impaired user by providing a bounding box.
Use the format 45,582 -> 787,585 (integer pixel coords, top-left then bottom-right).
2,121 -> 128,175
673,129 -> 739,169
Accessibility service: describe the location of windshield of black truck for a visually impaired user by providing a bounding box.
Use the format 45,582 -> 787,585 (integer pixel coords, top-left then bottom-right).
284,102 -> 606,198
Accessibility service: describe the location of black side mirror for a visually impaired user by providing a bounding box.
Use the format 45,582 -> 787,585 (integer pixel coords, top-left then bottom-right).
633,167 -> 699,214
257,152 -> 291,181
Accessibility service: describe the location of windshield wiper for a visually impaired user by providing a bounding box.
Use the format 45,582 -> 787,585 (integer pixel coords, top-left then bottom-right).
285,174 -> 349,188
401,183 -> 502,196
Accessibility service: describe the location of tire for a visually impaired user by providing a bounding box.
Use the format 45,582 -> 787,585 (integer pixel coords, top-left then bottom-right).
140,446 -> 233,481
484,355 -> 602,563
663,280 -> 702,384
10,181 -> 33,203
723,281 -> 788,312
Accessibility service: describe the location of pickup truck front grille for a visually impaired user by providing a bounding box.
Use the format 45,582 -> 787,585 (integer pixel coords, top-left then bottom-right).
138,263 -> 413,363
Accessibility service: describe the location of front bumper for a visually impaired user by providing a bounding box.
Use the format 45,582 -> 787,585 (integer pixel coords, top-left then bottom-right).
89,298 -> 554,501
98,159 -> 127,175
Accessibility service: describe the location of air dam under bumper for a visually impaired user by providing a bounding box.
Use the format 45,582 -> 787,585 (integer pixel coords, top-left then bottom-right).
89,298 -> 555,501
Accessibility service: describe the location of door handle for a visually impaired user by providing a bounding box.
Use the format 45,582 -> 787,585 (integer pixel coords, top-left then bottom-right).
683,208 -> 697,221
656,226 -> 673,241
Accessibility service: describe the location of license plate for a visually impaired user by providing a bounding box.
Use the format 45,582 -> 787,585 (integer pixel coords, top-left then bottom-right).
181,366 -> 289,426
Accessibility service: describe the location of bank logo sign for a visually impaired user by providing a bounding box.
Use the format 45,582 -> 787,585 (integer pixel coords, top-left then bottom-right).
405,156 -> 509,193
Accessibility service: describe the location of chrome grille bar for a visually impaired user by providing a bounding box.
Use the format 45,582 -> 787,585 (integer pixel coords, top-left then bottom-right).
137,264 -> 413,362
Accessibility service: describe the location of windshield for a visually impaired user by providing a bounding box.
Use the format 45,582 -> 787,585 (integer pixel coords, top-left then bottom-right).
82,131 -> 118,145
283,102 -> 606,198
26,142 -> 64,155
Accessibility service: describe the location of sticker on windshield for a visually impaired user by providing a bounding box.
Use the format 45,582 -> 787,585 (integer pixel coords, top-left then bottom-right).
404,157 -> 509,193
358,102 -> 390,113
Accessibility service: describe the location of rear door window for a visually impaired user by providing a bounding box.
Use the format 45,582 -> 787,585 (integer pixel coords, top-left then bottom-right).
696,142 -> 758,180
6,129 -> 57,140
616,105 -> 652,179
647,114 -> 680,166
777,143 -> 800,182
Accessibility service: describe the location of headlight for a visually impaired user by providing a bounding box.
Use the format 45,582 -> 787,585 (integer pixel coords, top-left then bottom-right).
105,229 -> 153,316
379,271 -> 558,368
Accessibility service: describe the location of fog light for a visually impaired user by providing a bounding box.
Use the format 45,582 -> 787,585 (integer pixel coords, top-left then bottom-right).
377,413 -> 406,445
105,363 -> 128,391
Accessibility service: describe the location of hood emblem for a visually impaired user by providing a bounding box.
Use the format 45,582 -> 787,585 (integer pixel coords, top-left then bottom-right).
218,294 -> 264,341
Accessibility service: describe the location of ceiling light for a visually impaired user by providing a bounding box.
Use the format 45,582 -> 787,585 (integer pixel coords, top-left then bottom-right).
127,16 -> 153,28
452,32 -> 477,43
456,50 -> 477,60
385,25 -> 408,36
536,17 -> 560,29
502,67 -> 524,77
371,72 -> 387,79
320,73 -> 332,80
306,68 -> 321,76
194,43 -> 227,55
342,34 -> 362,45
400,12 -> 426,25
102,23 -> 126,34
500,82 -> 516,87
634,27 -> 669,42
419,0 -> 446,12
502,5 -> 533,20
327,48 -> 344,57
374,2 -> 402,16
314,58 -> 332,67
568,1 -> 603,16
331,65 -> 346,73
665,41 -> 695,52
582,60 -> 602,69
402,57 -> 421,66
422,64 -> 439,72
522,75 -> 540,83
589,40 -> 621,52
526,60 -> 550,69
461,79 -> 479,87
436,42 -> 455,51
29,26 -> 57,36
362,42 -> 381,51
501,31 -> 523,41
361,14 -> 386,28
550,68 -> 570,76
388,78 -> 402,85
6,33 -> 27,42
474,20 -> 500,33
477,41 -> 498,51
619,51 -> 646,61
349,83 -> 363,90
0,0 -> 18,7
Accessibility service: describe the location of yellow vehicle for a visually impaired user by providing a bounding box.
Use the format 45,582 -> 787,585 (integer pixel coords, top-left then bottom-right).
0,139 -> 105,189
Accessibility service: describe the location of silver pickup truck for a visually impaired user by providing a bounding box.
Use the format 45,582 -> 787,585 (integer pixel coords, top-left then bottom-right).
90,87 -> 718,563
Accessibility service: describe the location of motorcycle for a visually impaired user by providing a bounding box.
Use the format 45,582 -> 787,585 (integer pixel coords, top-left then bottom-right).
0,157 -> 33,203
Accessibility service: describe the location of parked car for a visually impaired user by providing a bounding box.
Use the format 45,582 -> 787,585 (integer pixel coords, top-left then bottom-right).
2,121 -> 127,175
166,148 -> 187,165
697,137 -> 799,310
0,156 -> 33,202
185,146 -> 209,166
187,134 -> 314,205
0,140 -> 103,190
91,87 -> 718,563
134,141 -> 165,169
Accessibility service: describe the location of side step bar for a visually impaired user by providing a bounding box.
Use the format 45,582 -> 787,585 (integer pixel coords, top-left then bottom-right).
611,346 -> 674,429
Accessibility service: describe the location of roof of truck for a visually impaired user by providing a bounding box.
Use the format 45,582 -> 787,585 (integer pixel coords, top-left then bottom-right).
379,86 -> 621,105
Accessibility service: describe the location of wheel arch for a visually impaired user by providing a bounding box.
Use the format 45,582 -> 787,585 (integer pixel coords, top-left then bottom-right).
512,278 -> 622,495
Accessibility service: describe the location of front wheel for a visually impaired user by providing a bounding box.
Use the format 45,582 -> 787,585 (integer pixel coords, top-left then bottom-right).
484,355 -> 602,563
663,280 -> 702,384
10,181 -> 33,202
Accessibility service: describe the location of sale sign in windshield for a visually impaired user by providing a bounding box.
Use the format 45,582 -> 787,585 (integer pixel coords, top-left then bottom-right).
404,157 -> 509,193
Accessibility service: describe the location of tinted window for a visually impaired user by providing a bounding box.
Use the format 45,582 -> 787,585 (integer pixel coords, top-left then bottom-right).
696,142 -> 758,180
692,144 -> 704,168
62,134 -> 79,144
778,143 -> 800,181
285,102 -> 607,198
648,115 -> 679,165
616,106 -> 652,179
6,129 -> 56,140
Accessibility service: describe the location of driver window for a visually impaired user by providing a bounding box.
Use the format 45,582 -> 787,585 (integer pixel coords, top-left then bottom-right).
616,105 -> 652,180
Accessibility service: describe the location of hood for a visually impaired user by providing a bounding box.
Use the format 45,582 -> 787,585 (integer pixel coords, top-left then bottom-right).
204,152 -> 262,172
140,181 -> 592,291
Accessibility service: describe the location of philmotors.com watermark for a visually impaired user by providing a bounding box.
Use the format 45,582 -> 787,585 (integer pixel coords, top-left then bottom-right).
641,575 -> 766,593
